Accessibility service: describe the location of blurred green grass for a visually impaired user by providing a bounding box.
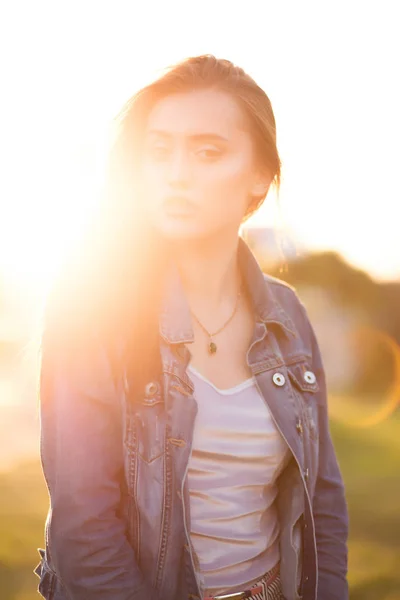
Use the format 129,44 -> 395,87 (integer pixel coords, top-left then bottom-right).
0,399 -> 399,600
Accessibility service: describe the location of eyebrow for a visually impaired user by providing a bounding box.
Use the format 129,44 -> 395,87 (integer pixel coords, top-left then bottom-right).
146,129 -> 229,143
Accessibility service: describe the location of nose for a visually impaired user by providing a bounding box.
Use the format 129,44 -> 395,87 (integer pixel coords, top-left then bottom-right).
167,148 -> 191,187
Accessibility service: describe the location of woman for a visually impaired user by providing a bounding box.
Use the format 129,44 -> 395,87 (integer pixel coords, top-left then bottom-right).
34,54 -> 348,600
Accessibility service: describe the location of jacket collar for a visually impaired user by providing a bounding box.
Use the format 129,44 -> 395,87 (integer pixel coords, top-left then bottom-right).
159,236 -> 297,344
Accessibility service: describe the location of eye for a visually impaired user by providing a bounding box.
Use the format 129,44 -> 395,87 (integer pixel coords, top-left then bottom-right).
196,148 -> 223,160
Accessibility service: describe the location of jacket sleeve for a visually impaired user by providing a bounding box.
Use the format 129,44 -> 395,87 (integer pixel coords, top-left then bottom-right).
39,339 -> 156,600
307,316 -> 349,600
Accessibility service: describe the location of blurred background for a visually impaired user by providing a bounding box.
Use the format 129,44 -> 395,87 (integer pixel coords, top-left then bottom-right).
0,1 -> 399,599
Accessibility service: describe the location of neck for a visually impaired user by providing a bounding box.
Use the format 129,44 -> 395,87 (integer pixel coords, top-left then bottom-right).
170,232 -> 242,315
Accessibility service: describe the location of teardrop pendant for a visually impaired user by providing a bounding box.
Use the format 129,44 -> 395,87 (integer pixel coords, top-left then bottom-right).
209,341 -> 217,354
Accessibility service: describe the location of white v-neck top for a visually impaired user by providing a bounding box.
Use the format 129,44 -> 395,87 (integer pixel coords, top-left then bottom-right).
186,365 -> 291,596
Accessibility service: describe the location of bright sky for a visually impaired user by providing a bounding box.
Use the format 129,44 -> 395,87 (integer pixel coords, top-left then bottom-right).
0,0 -> 399,293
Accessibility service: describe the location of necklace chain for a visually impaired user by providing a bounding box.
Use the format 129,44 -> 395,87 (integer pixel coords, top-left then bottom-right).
189,284 -> 243,354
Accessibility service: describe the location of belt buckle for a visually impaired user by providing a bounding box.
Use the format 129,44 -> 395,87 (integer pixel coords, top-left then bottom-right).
213,592 -> 249,600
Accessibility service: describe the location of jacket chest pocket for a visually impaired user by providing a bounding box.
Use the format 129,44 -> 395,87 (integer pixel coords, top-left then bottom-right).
135,381 -> 166,464
287,360 -> 319,442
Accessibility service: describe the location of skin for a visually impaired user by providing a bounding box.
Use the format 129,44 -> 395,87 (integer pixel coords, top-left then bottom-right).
141,87 -> 272,387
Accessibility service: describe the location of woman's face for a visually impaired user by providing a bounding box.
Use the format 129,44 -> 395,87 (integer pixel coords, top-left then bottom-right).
141,88 -> 270,241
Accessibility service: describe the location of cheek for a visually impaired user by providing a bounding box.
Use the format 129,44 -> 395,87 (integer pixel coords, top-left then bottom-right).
140,163 -> 165,213
141,162 -> 159,191
201,156 -> 253,211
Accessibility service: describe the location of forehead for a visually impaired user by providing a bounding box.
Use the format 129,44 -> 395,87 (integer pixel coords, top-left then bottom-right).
145,88 -> 249,139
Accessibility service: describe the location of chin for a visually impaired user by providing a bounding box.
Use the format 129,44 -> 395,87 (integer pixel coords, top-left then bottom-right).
156,216 -> 211,241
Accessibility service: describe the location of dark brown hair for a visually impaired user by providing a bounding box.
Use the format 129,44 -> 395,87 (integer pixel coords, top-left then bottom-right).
41,54 -> 281,396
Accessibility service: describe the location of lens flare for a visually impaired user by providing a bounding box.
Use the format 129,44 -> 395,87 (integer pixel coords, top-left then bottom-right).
330,327 -> 400,428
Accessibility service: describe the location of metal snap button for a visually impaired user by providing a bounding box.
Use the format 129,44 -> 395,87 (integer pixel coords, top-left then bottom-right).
272,372 -> 286,387
296,419 -> 303,435
304,468 -> 309,481
145,381 -> 158,397
304,371 -> 316,384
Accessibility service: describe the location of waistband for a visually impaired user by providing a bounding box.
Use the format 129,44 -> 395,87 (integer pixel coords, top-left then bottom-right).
203,560 -> 281,600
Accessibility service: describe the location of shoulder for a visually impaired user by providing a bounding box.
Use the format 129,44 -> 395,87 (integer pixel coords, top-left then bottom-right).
263,272 -> 301,309
262,272 -> 314,347
263,272 -> 297,293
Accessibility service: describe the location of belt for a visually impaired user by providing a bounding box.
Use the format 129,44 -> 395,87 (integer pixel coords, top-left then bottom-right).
203,562 -> 280,600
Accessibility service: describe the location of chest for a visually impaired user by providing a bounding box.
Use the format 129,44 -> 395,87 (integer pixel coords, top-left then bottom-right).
187,368 -> 291,482
128,306 -> 320,490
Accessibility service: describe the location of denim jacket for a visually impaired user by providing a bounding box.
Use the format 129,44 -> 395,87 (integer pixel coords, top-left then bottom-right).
34,238 -> 349,600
